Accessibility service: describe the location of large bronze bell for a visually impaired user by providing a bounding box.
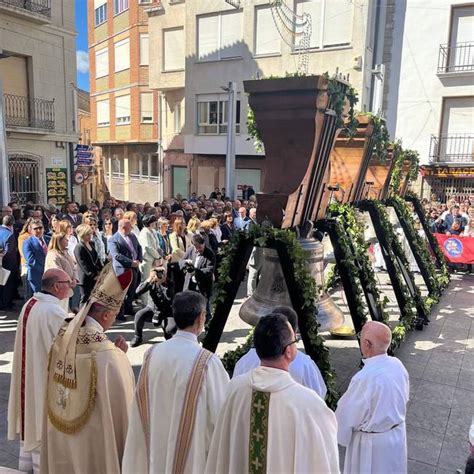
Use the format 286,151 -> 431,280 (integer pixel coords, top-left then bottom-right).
239,239 -> 345,331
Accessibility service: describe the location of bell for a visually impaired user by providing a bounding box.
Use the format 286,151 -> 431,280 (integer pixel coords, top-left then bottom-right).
239,239 -> 346,331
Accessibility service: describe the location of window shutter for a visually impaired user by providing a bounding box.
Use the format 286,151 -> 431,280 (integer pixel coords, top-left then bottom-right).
114,38 -> 130,72
198,15 -> 219,60
255,6 -> 280,55
115,95 -> 131,123
140,34 -> 149,65
97,100 -> 110,126
323,0 -> 353,47
163,28 -> 185,71
140,92 -> 153,123
296,0 -> 322,48
221,11 -> 243,58
95,47 -> 108,78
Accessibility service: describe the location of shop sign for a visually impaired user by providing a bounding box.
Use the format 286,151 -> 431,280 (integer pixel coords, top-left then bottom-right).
46,168 -> 68,205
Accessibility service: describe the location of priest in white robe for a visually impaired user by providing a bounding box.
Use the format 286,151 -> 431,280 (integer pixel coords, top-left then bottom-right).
205,313 -> 340,474
233,305 -> 327,399
8,269 -> 72,473
336,321 -> 410,474
41,264 -> 135,474
122,291 -> 229,474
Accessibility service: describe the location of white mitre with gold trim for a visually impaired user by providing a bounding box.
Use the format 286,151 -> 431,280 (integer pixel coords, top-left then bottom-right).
46,263 -> 132,434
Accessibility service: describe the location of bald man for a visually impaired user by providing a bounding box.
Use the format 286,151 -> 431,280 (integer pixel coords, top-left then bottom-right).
8,269 -> 72,473
335,321 -> 409,474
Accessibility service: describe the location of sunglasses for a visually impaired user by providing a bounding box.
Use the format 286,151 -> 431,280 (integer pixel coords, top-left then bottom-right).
282,335 -> 299,354
32,227 -> 43,230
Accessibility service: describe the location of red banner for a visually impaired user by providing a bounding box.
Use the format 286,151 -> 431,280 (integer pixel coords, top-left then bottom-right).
435,234 -> 474,264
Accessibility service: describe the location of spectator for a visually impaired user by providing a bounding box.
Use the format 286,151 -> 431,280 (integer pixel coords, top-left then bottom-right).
108,219 -> 143,319
156,217 -> 171,259
445,205 -> 467,235
220,211 -> 235,243
23,219 -> 49,294
74,224 -> 104,304
62,201 -> 81,229
83,215 -> 106,265
45,232 -> 78,312
169,217 -> 191,292
124,211 -> 140,238
0,215 -> 19,310
234,207 -> 250,230
100,217 -> 115,253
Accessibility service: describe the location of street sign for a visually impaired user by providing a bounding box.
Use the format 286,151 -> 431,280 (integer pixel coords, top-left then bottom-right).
75,144 -> 93,152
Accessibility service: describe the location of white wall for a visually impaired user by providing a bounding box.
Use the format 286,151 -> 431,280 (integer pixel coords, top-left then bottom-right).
385,0 -> 473,164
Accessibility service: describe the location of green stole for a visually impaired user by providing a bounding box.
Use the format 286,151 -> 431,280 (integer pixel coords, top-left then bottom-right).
249,390 -> 271,474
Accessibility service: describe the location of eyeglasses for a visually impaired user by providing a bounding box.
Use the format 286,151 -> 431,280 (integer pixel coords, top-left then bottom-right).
56,280 -> 73,287
32,227 -> 43,231
282,335 -> 299,354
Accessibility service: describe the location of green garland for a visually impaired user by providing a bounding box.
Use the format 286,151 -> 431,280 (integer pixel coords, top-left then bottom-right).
246,107 -> 264,153
213,226 -> 339,408
358,112 -> 391,163
405,193 -> 450,285
386,196 -> 447,310
220,330 -> 254,376
389,146 -> 421,194
328,202 -> 390,324
323,264 -> 338,292
389,141 -> 404,193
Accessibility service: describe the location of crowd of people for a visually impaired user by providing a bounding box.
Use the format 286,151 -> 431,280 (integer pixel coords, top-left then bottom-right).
423,195 -> 474,236
0,191 -> 259,344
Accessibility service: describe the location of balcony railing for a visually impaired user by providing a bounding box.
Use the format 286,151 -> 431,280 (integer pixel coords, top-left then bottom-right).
430,134 -> 474,163
3,93 -> 55,131
438,42 -> 474,74
0,0 -> 51,17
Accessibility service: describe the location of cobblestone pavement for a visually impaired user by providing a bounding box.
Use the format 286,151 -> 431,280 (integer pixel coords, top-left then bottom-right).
0,273 -> 472,472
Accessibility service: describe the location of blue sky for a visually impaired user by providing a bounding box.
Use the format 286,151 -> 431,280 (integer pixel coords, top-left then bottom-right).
76,0 -> 89,91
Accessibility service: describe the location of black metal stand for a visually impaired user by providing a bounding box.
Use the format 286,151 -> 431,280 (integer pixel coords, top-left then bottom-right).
387,201 -> 437,295
358,201 -> 428,329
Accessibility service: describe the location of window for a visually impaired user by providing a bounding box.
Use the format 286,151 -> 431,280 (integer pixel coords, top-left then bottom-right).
295,0 -> 353,49
113,0 -> 128,15
140,92 -> 153,123
115,95 -> 131,125
174,101 -> 182,133
197,96 -> 241,134
140,34 -> 149,65
95,47 -> 108,78
255,6 -> 280,56
198,11 -> 243,61
139,0 -> 151,3
114,38 -> 130,72
448,7 -> 474,72
163,28 -> 185,71
112,155 -> 124,178
130,154 -> 157,180
94,0 -> 107,26
96,99 -> 110,127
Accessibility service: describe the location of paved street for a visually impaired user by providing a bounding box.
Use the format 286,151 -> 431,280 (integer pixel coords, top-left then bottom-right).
0,273 -> 472,472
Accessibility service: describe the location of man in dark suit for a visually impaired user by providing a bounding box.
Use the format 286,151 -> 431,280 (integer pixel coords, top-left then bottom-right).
108,218 -> 143,319
62,201 -> 82,229
180,234 -> 215,321
22,219 -> 50,294
0,216 -> 19,309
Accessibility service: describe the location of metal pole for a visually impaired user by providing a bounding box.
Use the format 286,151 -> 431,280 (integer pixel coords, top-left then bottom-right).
0,80 -> 10,206
157,92 -> 165,202
225,81 -> 236,200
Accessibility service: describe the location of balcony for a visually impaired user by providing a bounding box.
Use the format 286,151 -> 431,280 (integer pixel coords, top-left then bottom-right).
437,42 -> 474,75
0,0 -> 51,22
430,134 -> 474,163
3,93 -> 55,131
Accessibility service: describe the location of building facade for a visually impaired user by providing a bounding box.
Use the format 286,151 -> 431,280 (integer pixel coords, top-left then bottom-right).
88,0 -> 160,204
385,1 -> 474,201
0,0 -> 77,206
147,0 -> 382,200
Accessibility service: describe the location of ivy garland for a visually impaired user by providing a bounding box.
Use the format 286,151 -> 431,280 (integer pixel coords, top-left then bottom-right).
389,141 -> 404,193
212,226 -> 339,408
220,330 -> 254,376
404,192 -> 450,284
386,196 -> 448,311
358,200 -> 425,350
246,107 -> 264,153
389,146 -> 421,194
328,202 -> 390,324
358,112 -> 391,163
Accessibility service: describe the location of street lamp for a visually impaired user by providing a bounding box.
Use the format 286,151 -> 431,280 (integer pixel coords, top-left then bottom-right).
221,82 -> 237,200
